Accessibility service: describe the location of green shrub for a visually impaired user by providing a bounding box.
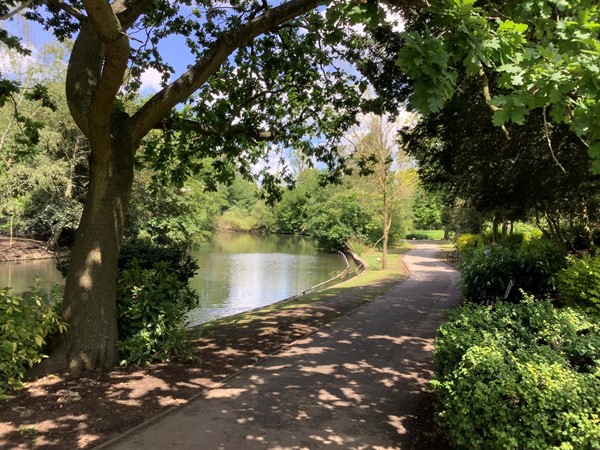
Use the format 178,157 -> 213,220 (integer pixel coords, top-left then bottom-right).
456,233 -> 482,253
432,299 -> 600,449
459,238 -> 565,302
460,245 -> 516,301
557,255 -> 600,310
116,258 -> 199,366
57,242 -> 200,366
499,232 -> 524,249
434,346 -> 600,450
434,299 -> 599,379
218,206 -> 263,232
0,286 -> 66,396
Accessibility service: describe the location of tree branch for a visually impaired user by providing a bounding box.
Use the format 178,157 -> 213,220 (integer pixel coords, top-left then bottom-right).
0,1 -> 33,21
113,0 -> 153,30
159,117 -> 277,142
81,0 -> 122,42
46,0 -> 86,21
73,1 -> 133,133
479,65 -> 510,141
130,0 -> 327,144
542,106 -> 566,174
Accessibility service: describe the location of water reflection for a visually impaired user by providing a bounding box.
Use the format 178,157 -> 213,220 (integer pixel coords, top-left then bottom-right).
187,234 -> 345,326
0,259 -> 63,294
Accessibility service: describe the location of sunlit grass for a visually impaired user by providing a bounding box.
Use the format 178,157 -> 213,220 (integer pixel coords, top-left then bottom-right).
405,229 -> 446,240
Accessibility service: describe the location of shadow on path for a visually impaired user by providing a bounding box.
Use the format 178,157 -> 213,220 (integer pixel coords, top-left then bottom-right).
103,242 -> 460,450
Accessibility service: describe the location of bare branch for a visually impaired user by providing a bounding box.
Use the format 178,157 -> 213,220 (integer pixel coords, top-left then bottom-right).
0,1 -> 33,21
542,107 -> 566,174
479,65 -> 510,141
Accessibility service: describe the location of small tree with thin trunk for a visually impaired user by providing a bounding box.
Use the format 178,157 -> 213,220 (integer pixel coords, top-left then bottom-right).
349,112 -> 415,269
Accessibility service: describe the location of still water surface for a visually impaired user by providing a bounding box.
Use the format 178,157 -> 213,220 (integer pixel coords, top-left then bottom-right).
186,233 -> 346,325
0,233 -> 346,325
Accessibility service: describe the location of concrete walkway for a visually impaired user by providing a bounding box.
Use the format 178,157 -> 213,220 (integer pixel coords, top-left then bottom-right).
100,242 -> 460,450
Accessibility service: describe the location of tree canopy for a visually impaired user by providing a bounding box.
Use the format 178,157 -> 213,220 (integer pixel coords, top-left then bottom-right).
394,0 -> 600,169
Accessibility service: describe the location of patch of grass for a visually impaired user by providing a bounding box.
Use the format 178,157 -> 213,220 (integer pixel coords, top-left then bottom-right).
18,425 -> 37,441
405,230 -> 446,240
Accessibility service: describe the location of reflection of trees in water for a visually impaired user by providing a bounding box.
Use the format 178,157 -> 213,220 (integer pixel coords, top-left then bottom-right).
187,233 -> 345,325
207,232 -> 320,255
0,259 -> 64,295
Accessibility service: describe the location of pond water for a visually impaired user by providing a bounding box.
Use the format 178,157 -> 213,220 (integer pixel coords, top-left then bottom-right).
0,258 -> 63,295
0,233 -> 347,325
186,233 -> 347,326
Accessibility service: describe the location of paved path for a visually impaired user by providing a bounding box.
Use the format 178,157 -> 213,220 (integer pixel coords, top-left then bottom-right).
101,242 -> 460,450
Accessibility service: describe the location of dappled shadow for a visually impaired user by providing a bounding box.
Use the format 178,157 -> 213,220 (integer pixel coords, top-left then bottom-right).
0,243 -> 458,449
0,276 -> 404,449
103,243 -> 459,449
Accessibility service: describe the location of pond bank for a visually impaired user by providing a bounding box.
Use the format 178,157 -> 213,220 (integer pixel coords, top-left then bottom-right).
0,236 -> 66,262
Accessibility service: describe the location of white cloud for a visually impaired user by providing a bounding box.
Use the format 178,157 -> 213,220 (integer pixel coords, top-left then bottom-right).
139,67 -> 163,92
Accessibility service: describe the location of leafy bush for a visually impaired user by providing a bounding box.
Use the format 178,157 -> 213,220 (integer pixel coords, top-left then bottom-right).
115,249 -> 199,366
460,245 -> 516,301
218,205 -> 266,232
432,299 -> 600,449
557,255 -> 600,310
459,238 -> 565,302
456,233 -> 482,253
499,232 -> 524,249
563,225 -> 594,251
0,286 -> 66,396
307,193 -> 378,251
57,242 -> 200,366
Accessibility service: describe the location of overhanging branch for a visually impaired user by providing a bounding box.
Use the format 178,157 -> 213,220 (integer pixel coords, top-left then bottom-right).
158,117 -> 277,142
0,1 -> 33,21
130,0 -> 328,144
47,0 -> 86,21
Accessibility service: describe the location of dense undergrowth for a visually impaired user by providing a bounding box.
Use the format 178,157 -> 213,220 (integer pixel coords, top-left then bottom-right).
434,235 -> 600,449
0,243 -> 199,394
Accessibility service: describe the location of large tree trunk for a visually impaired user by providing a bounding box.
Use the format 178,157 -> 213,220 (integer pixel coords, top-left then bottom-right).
32,115 -> 134,376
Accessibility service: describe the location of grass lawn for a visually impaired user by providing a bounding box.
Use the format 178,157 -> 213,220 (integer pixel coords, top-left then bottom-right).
405,230 -> 447,240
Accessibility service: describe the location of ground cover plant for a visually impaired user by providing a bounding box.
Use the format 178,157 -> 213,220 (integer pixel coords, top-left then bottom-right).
432,296 -> 600,450
558,255 -> 600,311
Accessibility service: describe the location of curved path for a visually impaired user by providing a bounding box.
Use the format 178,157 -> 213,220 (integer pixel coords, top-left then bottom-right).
100,242 -> 460,450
